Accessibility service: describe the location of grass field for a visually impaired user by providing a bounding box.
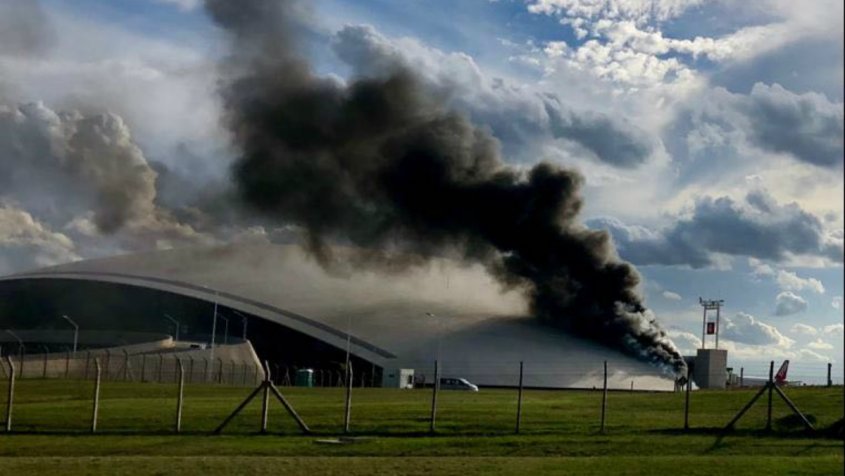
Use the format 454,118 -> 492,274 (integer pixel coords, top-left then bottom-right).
0,379 -> 842,474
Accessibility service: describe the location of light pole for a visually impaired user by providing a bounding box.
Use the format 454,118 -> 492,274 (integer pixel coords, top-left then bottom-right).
344,314 -> 352,371
61,315 -> 79,357
164,314 -> 181,342
425,312 -> 441,361
4,329 -> 24,373
343,313 -> 353,433
231,309 -> 248,340
218,315 -> 229,345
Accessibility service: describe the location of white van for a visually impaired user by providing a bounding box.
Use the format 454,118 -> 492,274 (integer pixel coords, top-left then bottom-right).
439,377 -> 479,391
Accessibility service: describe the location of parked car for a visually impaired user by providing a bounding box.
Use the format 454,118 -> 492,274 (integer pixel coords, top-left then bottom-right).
439,377 -> 479,391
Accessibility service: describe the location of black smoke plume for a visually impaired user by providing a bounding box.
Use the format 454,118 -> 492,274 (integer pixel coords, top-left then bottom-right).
205,0 -> 686,373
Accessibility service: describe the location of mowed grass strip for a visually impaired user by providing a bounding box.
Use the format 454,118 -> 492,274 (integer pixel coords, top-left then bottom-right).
1,379 -> 842,435
0,455 -> 842,476
0,379 -> 841,474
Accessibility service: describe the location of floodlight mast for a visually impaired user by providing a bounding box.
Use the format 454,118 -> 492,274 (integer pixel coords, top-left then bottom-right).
345,314 -> 352,366
218,315 -> 229,345
699,297 -> 725,349
61,315 -> 79,357
208,290 -> 218,382
164,314 -> 180,342
425,312 -> 440,361
231,309 -> 248,340
4,329 -> 24,362
343,314 -> 353,433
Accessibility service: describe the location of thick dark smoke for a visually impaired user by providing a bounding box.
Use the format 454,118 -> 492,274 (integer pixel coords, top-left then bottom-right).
205,0 -> 686,373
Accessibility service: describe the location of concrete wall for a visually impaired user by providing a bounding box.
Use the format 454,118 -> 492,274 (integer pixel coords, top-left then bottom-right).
0,340 -> 262,386
694,349 -> 727,389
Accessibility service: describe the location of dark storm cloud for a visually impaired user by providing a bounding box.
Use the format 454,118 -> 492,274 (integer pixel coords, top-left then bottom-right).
739,83 -> 844,168
204,0 -> 685,372
589,189 -> 843,267
333,24 -> 655,168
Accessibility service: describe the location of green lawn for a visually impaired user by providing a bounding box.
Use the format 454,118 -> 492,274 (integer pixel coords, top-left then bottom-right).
0,379 -> 842,474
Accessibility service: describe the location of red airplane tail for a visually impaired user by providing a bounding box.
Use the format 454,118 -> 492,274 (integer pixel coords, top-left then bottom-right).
774,360 -> 789,384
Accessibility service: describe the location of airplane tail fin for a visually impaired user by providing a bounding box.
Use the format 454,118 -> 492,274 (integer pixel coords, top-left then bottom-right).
775,360 -> 789,384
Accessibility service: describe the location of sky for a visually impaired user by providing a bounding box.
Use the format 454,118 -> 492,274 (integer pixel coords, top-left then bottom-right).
0,0 -> 842,381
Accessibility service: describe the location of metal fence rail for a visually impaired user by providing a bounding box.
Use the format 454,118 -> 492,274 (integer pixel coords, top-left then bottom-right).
1,356 -> 840,436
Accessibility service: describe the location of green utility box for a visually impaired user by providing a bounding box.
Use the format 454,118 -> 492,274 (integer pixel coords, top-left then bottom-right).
295,368 -> 314,387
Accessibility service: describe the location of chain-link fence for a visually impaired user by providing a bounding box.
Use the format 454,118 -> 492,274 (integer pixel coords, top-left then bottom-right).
1,355 -> 841,436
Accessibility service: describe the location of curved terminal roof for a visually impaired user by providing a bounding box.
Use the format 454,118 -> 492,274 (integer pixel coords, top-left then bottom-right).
2,243 -> 675,390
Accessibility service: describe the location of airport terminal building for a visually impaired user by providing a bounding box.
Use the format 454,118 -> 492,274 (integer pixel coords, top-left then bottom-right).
0,243 -> 675,390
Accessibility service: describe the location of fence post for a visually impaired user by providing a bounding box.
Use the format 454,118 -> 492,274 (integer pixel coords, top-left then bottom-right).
91,358 -> 102,433
516,361 -> 524,434
430,360 -> 439,433
230,360 -> 236,385
104,350 -> 111,381
261,361 -> 271,433
684,371 -> 691,430
740,367 -> 744,387
65,350 -> 71,379
42,350 -> 48,379
344,363 -> 353,433
175,358 -> 184,433
217,358 -> 224,384
84,351 -> 91,379
17,346 -> 24,379
827,363 -> 832,387
203,358 -> 209,384
141,354 -> 147,382
158,354 -> 164,383
188,357 -> 195,384
254,364 -> 259,386
5,356 -> 15,432
600,360 -> 608,433
765,361 -> 774,431
123,350 -> 130,382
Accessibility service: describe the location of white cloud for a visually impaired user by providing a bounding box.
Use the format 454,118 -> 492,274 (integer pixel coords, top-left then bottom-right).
822,323 -> 844,334
589,190 -> 842,268
0,7 -> 225,173
749,259 -> 831,294
832,296 -> 843,310
723,312 -> 794,348
543,41 -> 568,58
0,204 -> 80,273
774,291 -> 807,316
661,290 -> 682,301
798,348 -> 828,362
332,24 -> 659,169
749,257 -> 775,277
153,0 -> 201,11
790,323 -> 817,336
526,0 -> 704,24
714,339 -> 829,363
776,270 -> 825,294
807,339 -> 833,350
666,330 -> 700,354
